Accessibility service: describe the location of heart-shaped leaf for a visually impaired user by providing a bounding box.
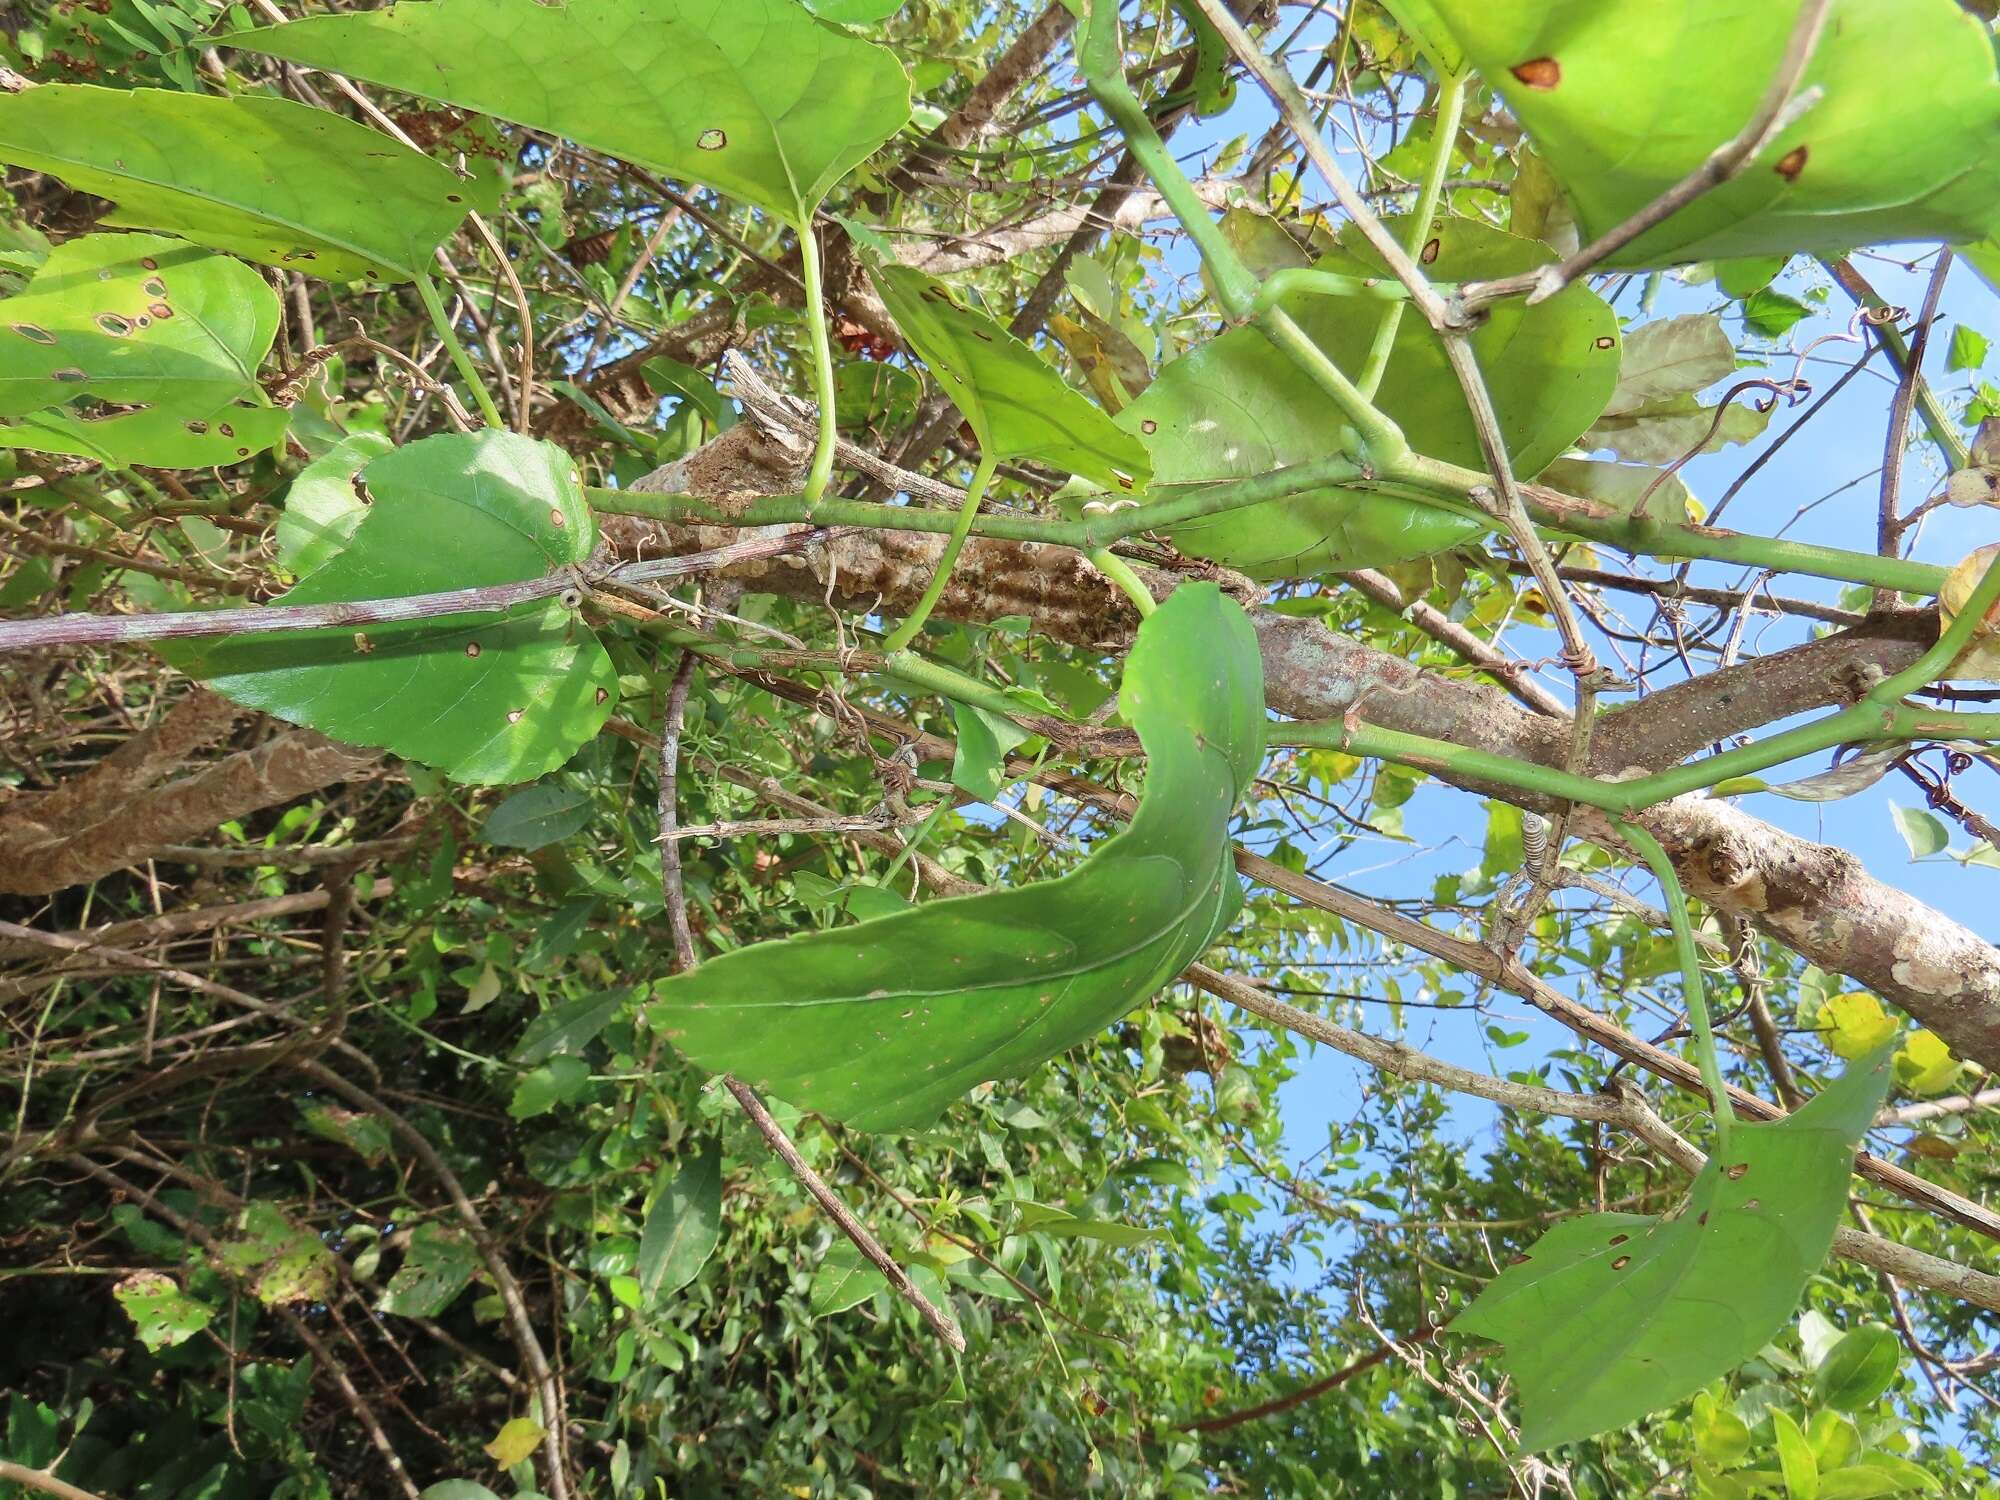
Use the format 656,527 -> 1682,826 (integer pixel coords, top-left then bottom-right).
275,431 -> 395,576
1121,216 -> 1618,578
649,583 -> 1263,1132
0,232 -> 286,466
1426,0 -> 2000,266
1453,1046 -> 1896,1451
223,0 -> 912,227
0,87 -> 489,282
869,260 -> 1150,493
166,431 -> 617,785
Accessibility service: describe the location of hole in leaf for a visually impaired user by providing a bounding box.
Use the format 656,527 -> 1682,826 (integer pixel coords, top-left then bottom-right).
185,420 -> 209,435
1140,419 -> 1158,435
12,323 -> 55,344
1741,1198 -> 1761,1211
1594,335 -> 1616,349
353,633 -> 373,653
1725,1162 -> 1750,1180
697,128 -> 727,151
1608,1234 -> 1629,1246
1111,469 -> 1134,490
465,642 -> 482,657
1774,145 -> 1808,182
549,507 -> 566,527
1511,57 -> 1561,89
1611,1255 -> 1632,1270
51,367 -> 87,383
507,709 -> 524,723
1420,238 -> 1441,265
446,193 -> 463,204
143,277 -> 167,297
595,687 -> 609,704
217,423 -> 235,438
96,313 -> 133,336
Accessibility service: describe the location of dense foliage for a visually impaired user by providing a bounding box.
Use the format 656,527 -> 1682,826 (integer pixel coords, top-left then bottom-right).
2,1 -> 1998,1496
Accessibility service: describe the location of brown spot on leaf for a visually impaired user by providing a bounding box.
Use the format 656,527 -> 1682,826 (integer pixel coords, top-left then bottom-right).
1140,419 -> 1158,435
51,367 -> 86,383
217,423 -> 234,438
465,641 -> 482,657
185,420 -> 208,435
1725,1162 -> 1750,1180
140,257 -> 159,271
549,507 -> 566,527
595,686 -> 609,704
1511,56 -> 1561,89
697,128 -> 726,150
1420,237 -> 1441,265
1611,1255 -> 1632,1270
1594,335 -> 1616,349
149,302 -> 173,320
1608,1233 -> 1629,1246
1774,144 -> 1808,181
1742,1198 -> 1761,1211
507,709 -> 524,723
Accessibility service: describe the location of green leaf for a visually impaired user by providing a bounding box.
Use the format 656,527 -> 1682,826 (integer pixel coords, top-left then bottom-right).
419,1484 -> 506,1500
1428,0 -> 2000,265
1949,324 -> 1990,373
868,259 -> 1149,493
1814,1324 -> 1902,1412
114,1270 -> 214,1351
274,432 -> 394,576
1894,1029 -> 1963,1097
1121,217 -> 1617,577
1821,992 -> 1899,1061
1377,0 -> 1469,77
0,86 -> 487,282
481,783 -> 593,850
1011,1201 -> 1159,1246
0,232 -> 286,467
1692,1390 -> 1752,1468
165,430 -> 616,785
513,989 -> 634,1066
1453,1046 -> 1898,1451
218,1203 -> 336,1307
636,1139 -> 722,1304
810,1242 -> 888,1315
1742,289 -> 1811,339
1889,803 -> 1949,859
509,1055 -> 590,1120
223,0 -> 911,227
1584,390 -> 1771,466
950,701 -> 1030,802
799,0 -> 904,21
649,584 -> 1264,1131
1717,256 -> 1788,298
1773,1409 -> 1819,1500
379,1224 -> 479,1318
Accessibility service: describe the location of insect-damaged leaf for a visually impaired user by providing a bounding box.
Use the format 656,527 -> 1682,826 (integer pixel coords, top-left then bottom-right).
0,87 -> 488,283
165,431 -> 616,785
1425,0 -> 2000,266
1454,1046 -> 1896,1451
379,1223 -> 479,1318
222,0 -> 912,228
1121,217 -> 1618,578
113,1271 -> 215,1352
868,259 -> 1151,494
649,584 -> 1263,1132
0,233 -> 286,467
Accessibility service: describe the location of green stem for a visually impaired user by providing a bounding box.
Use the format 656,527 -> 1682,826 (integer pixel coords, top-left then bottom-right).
1089,549 -> 1157,618
1356,71 -> 1466,402
881,646 -> 1034,723
797,221 -> 839,510
881,453 -> 998,650
1616,820 -> 1733,1149
413,270 -> 504,430
1253,269 -> 1423,315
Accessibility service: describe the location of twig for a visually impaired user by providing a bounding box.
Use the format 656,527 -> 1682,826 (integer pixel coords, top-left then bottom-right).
1182,1325 -> 1442,1433
651,652 -> 966,1355
1876,250 -> 1953,577
0,1461 -> 111,1500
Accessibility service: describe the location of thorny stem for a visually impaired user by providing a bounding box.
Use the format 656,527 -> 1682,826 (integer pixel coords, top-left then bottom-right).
882,452 -> 998,650
413,269 -> 505,430
795,220 -> 840,509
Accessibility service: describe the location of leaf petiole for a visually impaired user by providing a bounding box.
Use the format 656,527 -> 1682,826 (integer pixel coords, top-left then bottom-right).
414,269 -> 505,430
880,453 -> 999,651
796,219 -> 840,510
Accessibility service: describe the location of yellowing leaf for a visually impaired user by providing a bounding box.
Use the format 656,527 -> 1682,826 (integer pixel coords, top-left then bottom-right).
1896,1030 -> 1963,1097
1821,992 -> 1898,1060
483,1416 -> 544,1467
1938,541 -> 2000,680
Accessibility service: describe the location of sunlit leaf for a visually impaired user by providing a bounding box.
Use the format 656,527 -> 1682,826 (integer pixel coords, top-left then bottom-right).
1821,992 -> 1899,1059
950,702 -> 1029,802
224,0 -> 912,226
0,86 -> 488,282
1121,217 -> 1617,577
275,431 -> 394,576
1937,541 -> 2000,680
166,431 -> 617,785
1895,1029 -> 1963,1098
0,232 -> 285,466
1814,1325 -> 1902,1412
868,259 -> 1150,493
1453,1047 -> 1897,1450
649,584 -> 1264,1131
482,1417 -> 544,1468
114,1271 -> 214,1351
1889,803 -> 1949,860
509,1055 -> 590,1119
810,1242 -> 887,1315
379,1224 -> 479,1318
218,1203 -> 336,1307
1429,0 -> 2000,265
